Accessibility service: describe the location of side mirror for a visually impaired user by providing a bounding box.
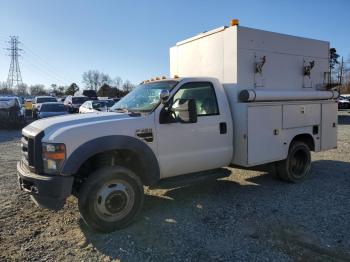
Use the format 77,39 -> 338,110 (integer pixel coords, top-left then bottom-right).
159,89 -> 170,104
172,99 -> 197,123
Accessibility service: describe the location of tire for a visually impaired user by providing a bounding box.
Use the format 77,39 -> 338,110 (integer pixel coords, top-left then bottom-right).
78,166 -> 144,233
276,141 -> 311,183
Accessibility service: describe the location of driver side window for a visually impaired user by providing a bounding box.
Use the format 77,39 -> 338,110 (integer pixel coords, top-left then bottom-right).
173,82 -> 219,116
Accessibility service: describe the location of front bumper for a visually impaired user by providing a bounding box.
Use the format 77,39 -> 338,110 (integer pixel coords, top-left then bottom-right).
17,161 -> 74,210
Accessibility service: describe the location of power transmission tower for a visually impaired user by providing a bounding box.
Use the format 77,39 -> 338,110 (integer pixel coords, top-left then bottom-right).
6,36 -> 23,88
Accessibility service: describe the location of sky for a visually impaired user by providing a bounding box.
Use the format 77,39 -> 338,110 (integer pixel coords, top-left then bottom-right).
0,0 -> 349,88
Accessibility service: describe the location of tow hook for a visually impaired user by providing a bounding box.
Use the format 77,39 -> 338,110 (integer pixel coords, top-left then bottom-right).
19,178 -> 38,194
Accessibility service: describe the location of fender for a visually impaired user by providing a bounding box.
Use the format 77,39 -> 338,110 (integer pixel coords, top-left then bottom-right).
61,135 -> 160,185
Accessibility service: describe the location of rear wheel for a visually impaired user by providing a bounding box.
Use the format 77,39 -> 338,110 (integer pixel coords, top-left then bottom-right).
276,141 -> 311,183
78,166 -> 144,232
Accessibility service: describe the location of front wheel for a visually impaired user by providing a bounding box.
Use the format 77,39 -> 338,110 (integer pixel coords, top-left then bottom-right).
276,141 -> 311,183
78,166 -> 144,232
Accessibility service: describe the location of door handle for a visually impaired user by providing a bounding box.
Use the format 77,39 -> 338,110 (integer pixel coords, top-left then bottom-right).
219,122 -> 227,134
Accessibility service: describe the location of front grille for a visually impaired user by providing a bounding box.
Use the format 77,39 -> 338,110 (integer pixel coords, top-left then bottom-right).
21,135 -> 35,167
21,129 -> 44,173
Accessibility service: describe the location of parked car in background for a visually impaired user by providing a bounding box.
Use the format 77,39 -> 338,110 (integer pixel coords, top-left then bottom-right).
74,90 -> 98,100
102,99 -> 115,109
113,97 -> 121,102
24,98 -> 33,116
64,96 -> 89,113
83,90 -> 98,100
37,102 -> 68,119
79,100 -> 108,113
338,95 -> 350,109
32,96 -> 57,118
0,96 -> 26,127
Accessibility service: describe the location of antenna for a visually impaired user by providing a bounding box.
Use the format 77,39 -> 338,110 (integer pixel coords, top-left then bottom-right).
6,36 -> 23,88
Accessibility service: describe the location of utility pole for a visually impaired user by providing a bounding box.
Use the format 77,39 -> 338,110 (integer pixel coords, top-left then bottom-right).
6,36 -> 23,88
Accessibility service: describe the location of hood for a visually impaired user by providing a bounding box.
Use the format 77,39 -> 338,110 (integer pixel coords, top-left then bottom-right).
23,111 -> 155,158
28,112 -> 130,133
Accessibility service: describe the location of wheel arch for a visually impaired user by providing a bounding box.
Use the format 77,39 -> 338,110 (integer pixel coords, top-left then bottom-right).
290,133 -> 315,151
61,135 -> 160,185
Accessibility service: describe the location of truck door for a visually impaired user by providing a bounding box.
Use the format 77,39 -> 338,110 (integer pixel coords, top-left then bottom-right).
155,81 -> 232,178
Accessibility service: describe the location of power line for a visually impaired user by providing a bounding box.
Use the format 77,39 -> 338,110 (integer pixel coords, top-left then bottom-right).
21,43 -> 74,83
6,36 -> 23,88
2,35 -> 73,86
21,62 -> 59,84
21,57 -> 67,85
23,54 -> 69,84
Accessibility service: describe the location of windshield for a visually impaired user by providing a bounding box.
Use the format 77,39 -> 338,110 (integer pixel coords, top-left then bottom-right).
72,97 -> 88,104
40,104 -> 66,112
105,100 -> 115,107
110,81 -> 178,112
37,97 -> 56,103
0,97 -> 19,108
92,101 -> 106,109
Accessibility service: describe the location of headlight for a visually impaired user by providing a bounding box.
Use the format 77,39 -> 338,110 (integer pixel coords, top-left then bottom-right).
42,143 -> 66,175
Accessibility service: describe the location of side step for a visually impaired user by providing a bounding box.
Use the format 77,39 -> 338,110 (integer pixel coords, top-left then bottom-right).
151,168 -> 232,189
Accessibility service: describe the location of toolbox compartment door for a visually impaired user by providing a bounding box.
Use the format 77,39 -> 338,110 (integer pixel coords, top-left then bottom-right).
321,103 -> 337,150
247,105 -> 283,165
282,104 -> 320,129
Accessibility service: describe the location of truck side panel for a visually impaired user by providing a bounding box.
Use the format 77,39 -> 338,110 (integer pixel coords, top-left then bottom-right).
170,26 -> 238,84
237,27 -> 329,91
321,103 -> 338,150
232,100 -> 334,167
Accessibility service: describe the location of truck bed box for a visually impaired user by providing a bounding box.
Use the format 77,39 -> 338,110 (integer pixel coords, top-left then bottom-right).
170,24 -> 337,167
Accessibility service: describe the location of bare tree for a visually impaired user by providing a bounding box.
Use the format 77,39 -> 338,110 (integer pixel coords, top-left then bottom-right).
0,82 -> 13,95
82,70 -> 112,91
30,85 -> 47,96
58,86 -> 65,96
122,80 -> 134,93
113,76 -> 123,90
15,84 -> 28,96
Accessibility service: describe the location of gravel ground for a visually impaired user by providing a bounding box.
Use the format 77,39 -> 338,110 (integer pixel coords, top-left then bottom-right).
0,112 -> 350,261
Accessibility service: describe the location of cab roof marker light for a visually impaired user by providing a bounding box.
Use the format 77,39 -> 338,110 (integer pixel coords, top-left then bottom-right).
231,19 -> 239,26
174,75 -> 179,79
162,76 -> 167,79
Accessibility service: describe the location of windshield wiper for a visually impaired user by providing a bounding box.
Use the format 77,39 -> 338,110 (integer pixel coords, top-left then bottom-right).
114,107 -> 141,115
114,107 -> 129,113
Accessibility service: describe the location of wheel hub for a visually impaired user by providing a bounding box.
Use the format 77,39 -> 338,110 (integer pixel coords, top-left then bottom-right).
105,191 -> 127,214
94,180 -> 135,222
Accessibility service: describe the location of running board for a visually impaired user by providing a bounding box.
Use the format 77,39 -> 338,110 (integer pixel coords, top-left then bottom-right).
152,168 -> 231,189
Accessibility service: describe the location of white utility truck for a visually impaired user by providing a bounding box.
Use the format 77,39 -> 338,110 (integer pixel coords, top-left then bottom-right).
18,21 -> 338,232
